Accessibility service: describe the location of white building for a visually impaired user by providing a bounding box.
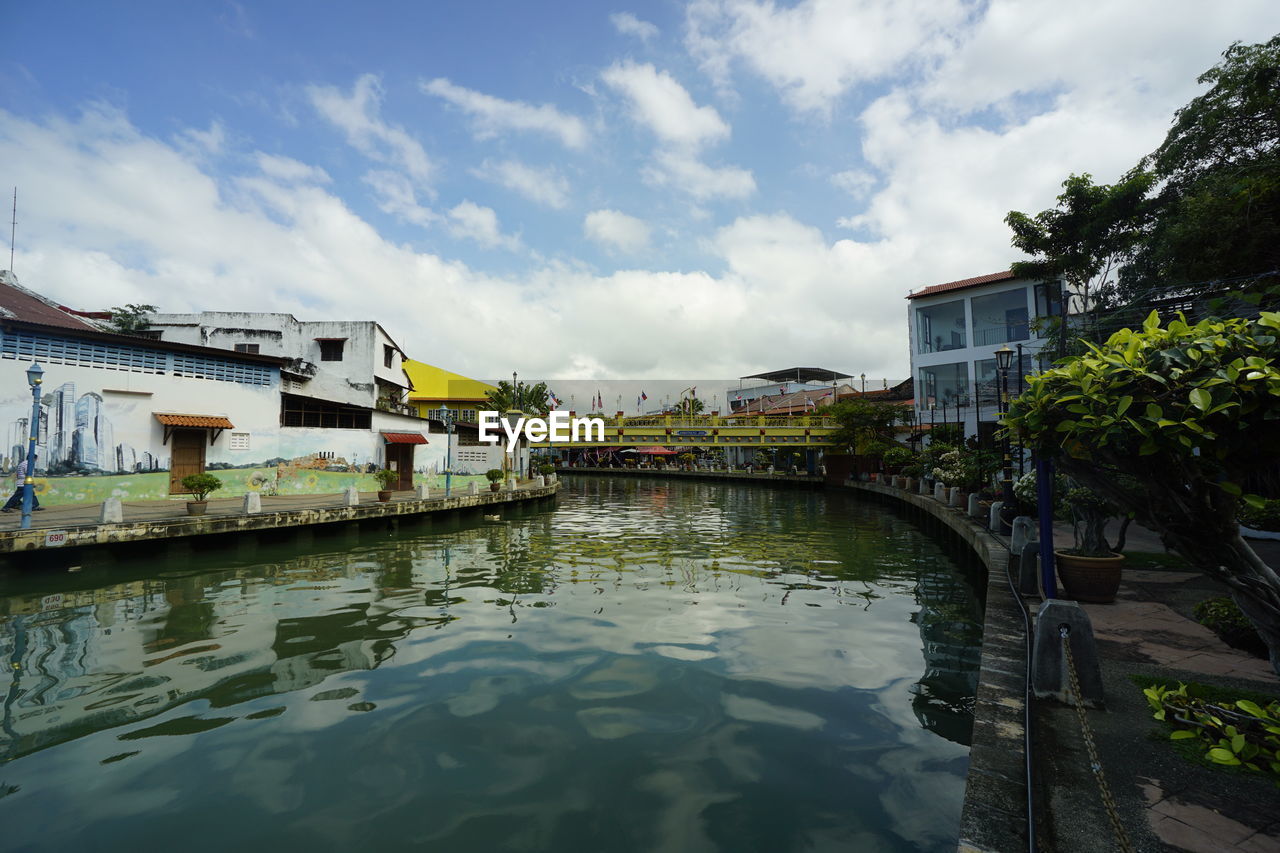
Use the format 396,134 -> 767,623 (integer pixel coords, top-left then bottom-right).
145,310 -> 432,489
906,270 -> 1062,441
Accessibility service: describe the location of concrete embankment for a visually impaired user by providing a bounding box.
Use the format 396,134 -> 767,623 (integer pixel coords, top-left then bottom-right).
0,482 -> 560,568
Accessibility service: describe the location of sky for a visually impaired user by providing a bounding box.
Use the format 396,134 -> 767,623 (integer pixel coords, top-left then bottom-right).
2,1 -> 1278,383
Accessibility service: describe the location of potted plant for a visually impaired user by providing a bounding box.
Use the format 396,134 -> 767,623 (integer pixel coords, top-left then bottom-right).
1055,480 -> 1127,603
180,472 -> 222,516
1239,498 -> 1280,541
485,468 -> 504,492
678,452 -> 696,471
373,468 -> 399,501
537,462 -> 555,477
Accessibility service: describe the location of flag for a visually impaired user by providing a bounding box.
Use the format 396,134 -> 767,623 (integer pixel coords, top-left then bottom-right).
596,389 -> 602,410
636,395 -> 641,409
641,391 -> 648,401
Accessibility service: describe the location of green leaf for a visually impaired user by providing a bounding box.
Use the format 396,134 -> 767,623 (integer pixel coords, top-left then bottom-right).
1169,729 -> 1198,740
1190,388 -> 1211,411
1146,403 -> 1163,420
1220,482 -> 1242,496
1208,748 -> 1241,765
1116,396 -> 1133,416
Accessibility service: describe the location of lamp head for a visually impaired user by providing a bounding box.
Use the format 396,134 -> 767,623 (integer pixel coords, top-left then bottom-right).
26,362 -> 44,387
994,345 -> 1014,372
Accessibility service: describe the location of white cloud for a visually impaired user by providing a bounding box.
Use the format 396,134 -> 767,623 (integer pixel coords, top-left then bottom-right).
610,12 -> 659,41
644,150 -> 755,200
363,169 -> 437,227
471,159 -> 571,209
831,169 -> 875,199
684,0 -> 968,114
421,77 -> 589,149
307,74 -> 433,184
176,120 -> 226,156
447,201 -> 521,251
257,153 -> 330,184
584,209 -> 651,252
601,61 -> 729,148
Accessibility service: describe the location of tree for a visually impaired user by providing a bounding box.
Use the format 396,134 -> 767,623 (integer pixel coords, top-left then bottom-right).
105,303 -> 158,334
485,380 -> 550,414
827,398 -> 905,457
1005,171 -> 1154,348
1118,35 -> 1280,300
1004,310 -> 1280,673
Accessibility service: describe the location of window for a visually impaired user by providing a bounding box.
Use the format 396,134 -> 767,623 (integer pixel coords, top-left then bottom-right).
229,432 -> 251,450
915,299 -> 967,354
383,345 -> 395,368
918,362 -> 969,408
971,288 -> 1030,346
1035,281 -> 1064,319
318,339 -> 345,361
234,343 -> 260,354
280,394 -> 371,429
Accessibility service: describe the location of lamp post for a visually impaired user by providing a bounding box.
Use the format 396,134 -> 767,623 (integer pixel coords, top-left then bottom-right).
437,404 -> 455,498
995,344 -> 1015,532
20,362 -> 43,530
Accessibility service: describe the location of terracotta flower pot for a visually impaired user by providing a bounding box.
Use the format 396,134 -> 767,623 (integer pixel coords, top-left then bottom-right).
489,482 -> 501,492
186,500 -> 207,516
1055,550 -> 1125,603
377,490 -> 392,502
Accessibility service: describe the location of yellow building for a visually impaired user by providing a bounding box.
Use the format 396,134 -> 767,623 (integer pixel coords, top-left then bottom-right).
402,360 -> 497,420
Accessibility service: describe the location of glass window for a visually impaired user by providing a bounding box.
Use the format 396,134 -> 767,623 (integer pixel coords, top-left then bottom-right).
383,345 -> 395,368
973,358 -> 998,406
918,362 -> 969,408
1035,281 -> 1063,318
971,288 -> 1029,346
318,339 -> 345,362
234,343 -> 260,354
915,299 -> 967,354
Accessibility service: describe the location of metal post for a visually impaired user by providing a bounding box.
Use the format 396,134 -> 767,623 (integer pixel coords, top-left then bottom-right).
20,363 -> 43,530
1036,455 -> 1057,598
439,407 -> 454,498
998,367 -> 1013,534
1016,343 -> 1026,476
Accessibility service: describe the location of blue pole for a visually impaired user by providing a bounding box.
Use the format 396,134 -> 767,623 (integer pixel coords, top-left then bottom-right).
1036,455 -> 1057,598
19,369 -> 42,531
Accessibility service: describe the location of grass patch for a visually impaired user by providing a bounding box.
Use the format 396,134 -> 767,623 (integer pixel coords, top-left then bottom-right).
1120,550 -> 1193,571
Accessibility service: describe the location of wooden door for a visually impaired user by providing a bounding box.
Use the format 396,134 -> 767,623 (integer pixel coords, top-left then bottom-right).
169,429 -> 207,494
385,444 -> 414,490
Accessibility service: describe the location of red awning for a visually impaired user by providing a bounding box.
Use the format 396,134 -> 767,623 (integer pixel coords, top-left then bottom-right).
154,414 -> 235,429
635,446 -> 677,455
382,432 -> 428,444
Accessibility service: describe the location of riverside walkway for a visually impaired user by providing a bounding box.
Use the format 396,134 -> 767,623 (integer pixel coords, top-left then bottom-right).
0,480 -> 559,565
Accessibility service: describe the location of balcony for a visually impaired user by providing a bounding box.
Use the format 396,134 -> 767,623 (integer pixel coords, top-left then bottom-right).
973,324 -> 1029,346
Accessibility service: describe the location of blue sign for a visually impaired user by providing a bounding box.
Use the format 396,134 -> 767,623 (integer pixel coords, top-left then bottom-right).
675,430 -> 708,436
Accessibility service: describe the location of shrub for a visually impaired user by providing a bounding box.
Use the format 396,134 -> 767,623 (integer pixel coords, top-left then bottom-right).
1239,498 -> 1280,532
1144,682 -> 1280,781
537,462 -> 555,476
881,446 -> 915,471
373,469 -> 399,489
485,468 -> 505,483
1196,597 -> 1268,658
180,473 -> 222,502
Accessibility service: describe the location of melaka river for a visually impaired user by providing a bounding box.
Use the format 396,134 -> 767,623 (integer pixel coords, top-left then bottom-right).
0,476 -> 983,852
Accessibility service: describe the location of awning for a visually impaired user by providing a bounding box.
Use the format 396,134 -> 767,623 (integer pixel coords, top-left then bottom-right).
635,446 -> 678,455
154,413 -> 235,445
382,432 -> 429,444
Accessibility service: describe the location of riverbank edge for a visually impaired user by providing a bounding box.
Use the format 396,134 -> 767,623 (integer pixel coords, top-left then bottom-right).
0,482 -> 560,565
562,467 -> 1028,853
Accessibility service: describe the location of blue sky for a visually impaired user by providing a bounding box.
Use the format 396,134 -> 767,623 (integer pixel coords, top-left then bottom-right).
3,1 -> 1278,380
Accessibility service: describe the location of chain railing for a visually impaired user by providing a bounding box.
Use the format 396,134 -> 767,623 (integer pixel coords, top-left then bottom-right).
1061,626 -> 1134,853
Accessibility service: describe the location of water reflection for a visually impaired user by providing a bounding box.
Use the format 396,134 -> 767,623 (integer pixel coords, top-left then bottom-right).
0,476 -> 982,852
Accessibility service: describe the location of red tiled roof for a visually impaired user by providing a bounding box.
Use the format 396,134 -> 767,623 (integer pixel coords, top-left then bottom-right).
906,270 -> 1017,300
382,432 -> 428,444
0,274 -> 105,331
154,414 -> 235,429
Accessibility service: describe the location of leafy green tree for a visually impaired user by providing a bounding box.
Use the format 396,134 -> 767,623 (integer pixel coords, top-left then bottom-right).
1005,171 -> 1154,349
106,303 -> 158,334
827,398 -> 905,457
485,380 -> 550,414
1120,35 -> 1280,299
1004,310 -> 1280,673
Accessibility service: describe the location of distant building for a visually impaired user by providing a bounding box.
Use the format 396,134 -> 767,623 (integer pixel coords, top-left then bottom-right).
727,367 -> 853,412
906,270 -> 1061,441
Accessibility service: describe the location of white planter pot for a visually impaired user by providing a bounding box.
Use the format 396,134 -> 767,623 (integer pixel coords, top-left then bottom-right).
1240,524 -> 1280,541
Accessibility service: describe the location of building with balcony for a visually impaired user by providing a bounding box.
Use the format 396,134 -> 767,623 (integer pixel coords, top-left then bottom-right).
907,270 -> 1062,442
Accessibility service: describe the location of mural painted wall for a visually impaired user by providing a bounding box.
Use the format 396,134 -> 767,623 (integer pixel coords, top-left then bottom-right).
0,344 -> 460,506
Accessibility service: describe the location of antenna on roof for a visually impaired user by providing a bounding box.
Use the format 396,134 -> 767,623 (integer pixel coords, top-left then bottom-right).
8,187 -> 15,272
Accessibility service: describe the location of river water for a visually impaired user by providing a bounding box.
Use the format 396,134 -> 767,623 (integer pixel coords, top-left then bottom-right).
0,476 -> 983,852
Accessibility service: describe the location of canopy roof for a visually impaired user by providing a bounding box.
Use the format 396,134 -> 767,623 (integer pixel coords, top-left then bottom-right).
381,432 -> 428,444
741,367 -> 852,384
634,446 -> 678,455
403,359 -> 498,402
153,414 -> 235,429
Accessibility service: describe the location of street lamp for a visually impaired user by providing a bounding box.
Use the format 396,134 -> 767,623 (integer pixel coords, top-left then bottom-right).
994,344 -> 1015,532
437,404 -> 455,498
20,362 -> 43,530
